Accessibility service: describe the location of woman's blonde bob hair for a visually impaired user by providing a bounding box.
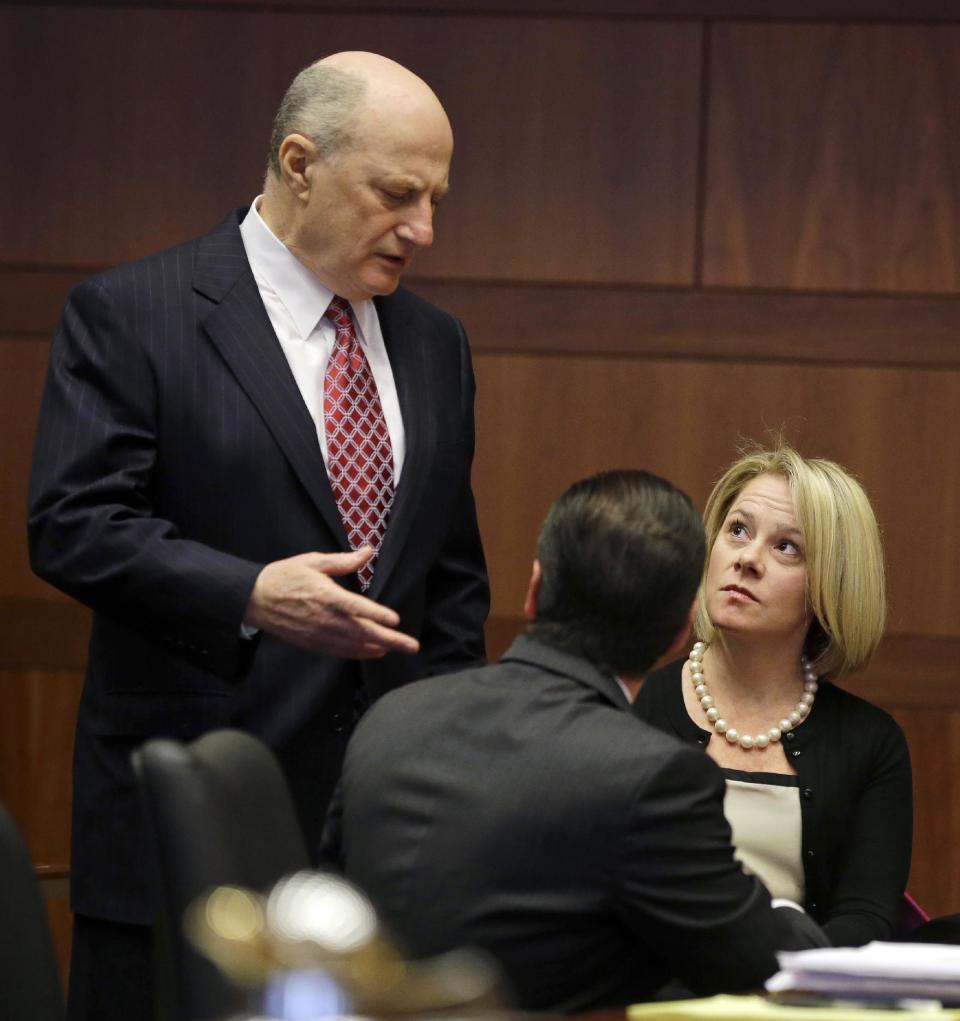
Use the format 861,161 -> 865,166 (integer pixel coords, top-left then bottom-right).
696,442 -> 885,679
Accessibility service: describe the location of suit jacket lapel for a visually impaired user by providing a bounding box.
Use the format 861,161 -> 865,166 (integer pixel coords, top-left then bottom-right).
194,213 -> 350,549
368,290 -> 433,597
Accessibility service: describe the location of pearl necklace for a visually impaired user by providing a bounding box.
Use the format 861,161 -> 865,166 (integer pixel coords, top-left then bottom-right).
688,641 -> 818,751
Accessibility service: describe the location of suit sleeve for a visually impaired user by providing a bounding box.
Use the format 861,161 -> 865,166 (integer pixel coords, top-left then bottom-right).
615,746 -> 828,994
819,715 -> 913,946
28,277 -> 263,678
416,317 -> 489,675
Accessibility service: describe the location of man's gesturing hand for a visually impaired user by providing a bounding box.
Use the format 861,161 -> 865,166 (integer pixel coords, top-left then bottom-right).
243,548 -> 420,659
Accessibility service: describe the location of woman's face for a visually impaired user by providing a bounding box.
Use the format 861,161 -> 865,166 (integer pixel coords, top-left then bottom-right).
704,473 -> 813,646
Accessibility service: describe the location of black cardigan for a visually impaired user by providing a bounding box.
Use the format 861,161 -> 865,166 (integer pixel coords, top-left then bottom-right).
634,659 -> 913,947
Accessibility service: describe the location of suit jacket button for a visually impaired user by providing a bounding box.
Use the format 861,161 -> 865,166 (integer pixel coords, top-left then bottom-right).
785,731 -> 796,742
790,749 -> 802,758
802,787 -> 813,799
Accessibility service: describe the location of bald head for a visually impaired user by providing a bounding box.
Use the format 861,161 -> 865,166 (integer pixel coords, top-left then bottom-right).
321,50 -> 445,111
266,51 -> 451,178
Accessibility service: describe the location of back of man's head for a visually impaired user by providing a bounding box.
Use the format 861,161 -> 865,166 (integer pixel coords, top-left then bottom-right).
528,469 -> 705,678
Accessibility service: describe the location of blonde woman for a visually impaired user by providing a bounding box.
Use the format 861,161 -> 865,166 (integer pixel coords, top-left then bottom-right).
634,443 -> 911,946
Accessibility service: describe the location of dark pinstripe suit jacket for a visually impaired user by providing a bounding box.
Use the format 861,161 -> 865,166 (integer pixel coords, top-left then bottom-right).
28,210 -> 489,924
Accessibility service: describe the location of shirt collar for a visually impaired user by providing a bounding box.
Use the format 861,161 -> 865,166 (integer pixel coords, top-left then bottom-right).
241,196 -> 378,342
614,676 -> 636,704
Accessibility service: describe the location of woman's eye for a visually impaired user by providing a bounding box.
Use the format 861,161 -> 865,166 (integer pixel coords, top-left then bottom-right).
777,540 -> 800,556
729,520 -> 747,538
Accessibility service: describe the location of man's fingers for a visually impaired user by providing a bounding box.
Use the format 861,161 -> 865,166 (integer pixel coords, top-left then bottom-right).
331,587 -> 403,629
324,606 -> 420,655
308,549 -> 406,626
351,617 -> 420,655
318,637 -> 400,660
245,551 -> 420,656
316,547 -> 375,577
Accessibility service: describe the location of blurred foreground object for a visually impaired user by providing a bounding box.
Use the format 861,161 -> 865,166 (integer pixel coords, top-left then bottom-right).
187,870 -> 507,1018
0,804 -> 65,1021
134,730 -> 312,1021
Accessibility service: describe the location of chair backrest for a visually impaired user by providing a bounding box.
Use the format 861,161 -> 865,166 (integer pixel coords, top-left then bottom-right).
0,803 -> 65,1021
134,729 -> 311,1021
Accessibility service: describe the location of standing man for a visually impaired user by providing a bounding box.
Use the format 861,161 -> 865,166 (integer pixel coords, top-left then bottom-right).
325,471 -> 827,1011
28,52 -> 488,1021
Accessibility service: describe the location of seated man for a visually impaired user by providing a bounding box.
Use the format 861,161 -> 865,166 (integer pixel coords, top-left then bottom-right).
323,470 -> 827,1011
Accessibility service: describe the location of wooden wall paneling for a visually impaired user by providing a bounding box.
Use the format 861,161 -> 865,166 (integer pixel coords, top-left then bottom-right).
0,338 -> 66,603
0,598 -> 91,671
843,636 -> 960,712
0,660 -> 79,985
703,22 -> 960,293
22,0 -> 960,19
411,18 -> 702,284
9,268 -> 960,365
472,352 -> 960,637
0,8 -> 700,286
413,279 -> 960,365
1,5 -> 297,266
891,708 -> 960,918
0,667 -> 82,867
0,270 -> 86,338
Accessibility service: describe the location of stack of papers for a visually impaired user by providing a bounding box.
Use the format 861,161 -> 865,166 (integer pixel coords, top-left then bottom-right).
628,994 -> 960,1018
767,942 -> 960,1004
628,994 -> 960,1019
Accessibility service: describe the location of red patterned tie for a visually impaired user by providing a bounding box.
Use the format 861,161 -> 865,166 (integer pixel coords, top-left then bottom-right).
323,296 -> 395,591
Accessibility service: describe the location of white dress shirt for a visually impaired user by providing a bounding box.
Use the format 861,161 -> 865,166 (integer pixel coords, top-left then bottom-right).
238,197 -> 406,482
615,676 -> 636,704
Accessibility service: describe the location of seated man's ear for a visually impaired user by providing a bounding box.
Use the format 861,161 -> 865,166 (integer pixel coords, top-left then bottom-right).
523,560 -> 543,621
648,599 -> 697,674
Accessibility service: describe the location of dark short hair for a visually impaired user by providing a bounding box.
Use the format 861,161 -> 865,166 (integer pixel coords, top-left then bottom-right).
527,469 -> 705,677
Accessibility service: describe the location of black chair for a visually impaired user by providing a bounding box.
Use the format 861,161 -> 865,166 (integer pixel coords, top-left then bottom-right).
0,803 -> 65,1020
133,729 -> 311,1021
900,913 -> 960,945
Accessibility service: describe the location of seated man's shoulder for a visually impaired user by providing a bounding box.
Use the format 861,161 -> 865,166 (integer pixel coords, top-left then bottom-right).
359,662 -> 487,721
623,715 -> 717,785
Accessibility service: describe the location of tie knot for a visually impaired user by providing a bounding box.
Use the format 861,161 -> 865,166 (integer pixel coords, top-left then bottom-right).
327,296 -> 354,332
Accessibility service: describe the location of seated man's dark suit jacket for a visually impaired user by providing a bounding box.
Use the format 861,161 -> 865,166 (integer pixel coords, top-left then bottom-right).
324,635 -> 828,1013
27,209 -> 489,927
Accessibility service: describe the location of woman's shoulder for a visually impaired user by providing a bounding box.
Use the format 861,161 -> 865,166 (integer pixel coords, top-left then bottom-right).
814,679 -> 908,749
633,657 -> 686,726
817,678 -> 896,721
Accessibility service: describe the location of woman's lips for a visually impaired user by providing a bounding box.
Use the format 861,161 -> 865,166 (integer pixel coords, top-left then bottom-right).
722,584 -> 759,603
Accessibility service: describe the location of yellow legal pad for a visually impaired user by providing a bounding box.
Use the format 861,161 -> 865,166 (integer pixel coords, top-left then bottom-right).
627,994 -> 960,1020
